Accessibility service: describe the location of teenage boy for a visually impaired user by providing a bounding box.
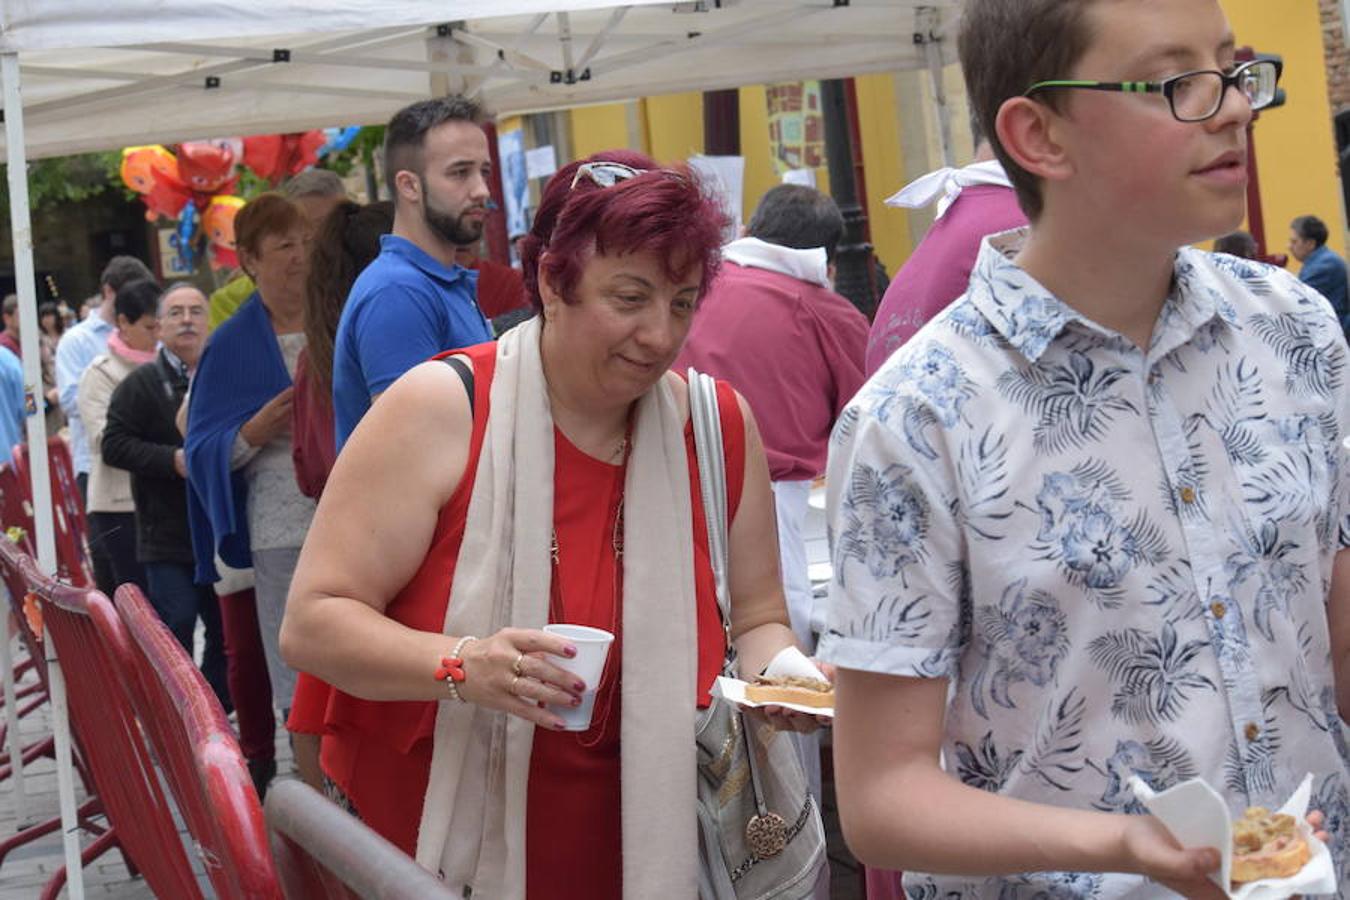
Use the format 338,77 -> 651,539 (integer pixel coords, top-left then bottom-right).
820,2 -> 1350,898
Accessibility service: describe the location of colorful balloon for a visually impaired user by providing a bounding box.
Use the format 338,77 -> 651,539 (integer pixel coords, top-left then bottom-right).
173,205 -> 198,272
242,131 -> 329,183
202,195 -> 246,271
119,145 -> 190,221
178,140 -> 238,196
318,126 -> 362,158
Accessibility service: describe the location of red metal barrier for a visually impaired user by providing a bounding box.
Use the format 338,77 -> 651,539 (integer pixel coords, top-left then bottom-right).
12,438 -> 94,588
264,779 -> 456,899
113,583 -> 280,898
0,461 -> 45,765
0,461 -> 35,556
2,542 -> 198,898
0,535 -> 106,874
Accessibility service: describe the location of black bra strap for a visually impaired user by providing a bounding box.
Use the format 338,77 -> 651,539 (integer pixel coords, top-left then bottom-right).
441,355 -> 476,415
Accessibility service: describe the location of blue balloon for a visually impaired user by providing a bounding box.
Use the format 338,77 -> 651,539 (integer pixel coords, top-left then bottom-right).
174,205 -> 198,271
318,126 -> 362,158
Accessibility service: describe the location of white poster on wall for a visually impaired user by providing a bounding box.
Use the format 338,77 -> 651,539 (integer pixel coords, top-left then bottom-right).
497,129 -> 530,241
688,154 -> 745,243
525,145 -> 558,180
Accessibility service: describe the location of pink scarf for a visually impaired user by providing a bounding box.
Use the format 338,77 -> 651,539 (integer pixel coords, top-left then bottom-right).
108,331 -> 157,365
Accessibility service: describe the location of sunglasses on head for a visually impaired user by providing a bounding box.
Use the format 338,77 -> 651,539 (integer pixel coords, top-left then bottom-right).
569,161 -> 648,190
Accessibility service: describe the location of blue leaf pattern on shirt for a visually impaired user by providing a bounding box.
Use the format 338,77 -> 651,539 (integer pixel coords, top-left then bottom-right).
996,872 -> 1103,900
997,351 -> 1139,455
1088,623 -> 1217,724
970,578 -> 1069,718
836,462 -> 929,588
1090,737 -> 1197,814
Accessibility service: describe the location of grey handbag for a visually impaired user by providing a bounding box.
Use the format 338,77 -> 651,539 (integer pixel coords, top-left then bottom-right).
687,369 -> 827,900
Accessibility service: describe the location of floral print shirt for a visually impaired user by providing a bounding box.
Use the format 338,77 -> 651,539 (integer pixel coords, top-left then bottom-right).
819,230 -> 1350,899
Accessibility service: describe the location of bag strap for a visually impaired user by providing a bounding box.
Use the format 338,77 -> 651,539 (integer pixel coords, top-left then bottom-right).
688,370 -> 777,823
441,354 -> 476,415
687,368 -> 732,652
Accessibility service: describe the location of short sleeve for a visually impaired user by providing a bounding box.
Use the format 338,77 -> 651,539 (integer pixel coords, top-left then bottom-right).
816,385 -> 969,679
352,284 -> 447,397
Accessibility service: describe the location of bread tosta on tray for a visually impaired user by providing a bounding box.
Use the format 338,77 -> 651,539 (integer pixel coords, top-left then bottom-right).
1231,806 -> 1310,884
743,674 -> 834,709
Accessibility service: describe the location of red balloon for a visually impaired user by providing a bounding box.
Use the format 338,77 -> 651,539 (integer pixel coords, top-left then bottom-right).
178,140 -> 237,194
242,131 -> 328,183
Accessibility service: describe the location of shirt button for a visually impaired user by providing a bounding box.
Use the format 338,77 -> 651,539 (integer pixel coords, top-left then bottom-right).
1245,722 -> 1260,742
1148,369 -> 1160,385
1179,486 -> 1197,504
1210,601 -> 1227,619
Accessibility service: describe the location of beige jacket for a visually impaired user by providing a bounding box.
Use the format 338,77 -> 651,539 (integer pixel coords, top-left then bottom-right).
77,350 -> 140,514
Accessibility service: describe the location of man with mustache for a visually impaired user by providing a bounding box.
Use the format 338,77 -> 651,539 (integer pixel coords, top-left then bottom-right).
331,96 -> 494,448
102,282 -> 229,711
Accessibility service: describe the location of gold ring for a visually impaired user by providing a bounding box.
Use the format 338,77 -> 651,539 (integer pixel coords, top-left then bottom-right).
509,675 -> 521,696
512,652 -> 526,677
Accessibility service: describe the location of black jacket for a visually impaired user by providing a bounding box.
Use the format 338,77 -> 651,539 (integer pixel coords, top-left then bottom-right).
102,349 -> 192,564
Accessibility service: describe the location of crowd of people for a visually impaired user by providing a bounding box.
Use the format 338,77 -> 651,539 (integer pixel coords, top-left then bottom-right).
9,0 -> 1350,897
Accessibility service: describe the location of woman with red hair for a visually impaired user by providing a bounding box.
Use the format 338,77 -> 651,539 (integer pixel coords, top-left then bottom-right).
280,152 -> 823,897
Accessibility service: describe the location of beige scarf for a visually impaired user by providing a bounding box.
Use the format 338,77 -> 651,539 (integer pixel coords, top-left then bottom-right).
415,315 -> 699,898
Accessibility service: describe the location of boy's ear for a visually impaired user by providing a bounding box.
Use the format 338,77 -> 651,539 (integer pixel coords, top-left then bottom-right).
995,97 -> 1075,186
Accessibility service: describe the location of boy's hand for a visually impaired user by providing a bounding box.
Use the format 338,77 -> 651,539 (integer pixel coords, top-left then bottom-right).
1121,815 -> 1224,899
1308,808 -> 1330,843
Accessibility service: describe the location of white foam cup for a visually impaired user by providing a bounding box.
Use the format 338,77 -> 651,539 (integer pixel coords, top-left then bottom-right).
542,624 -> 614,731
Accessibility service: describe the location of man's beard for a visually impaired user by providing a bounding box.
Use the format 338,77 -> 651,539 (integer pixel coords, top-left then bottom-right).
421,179 -> 484,246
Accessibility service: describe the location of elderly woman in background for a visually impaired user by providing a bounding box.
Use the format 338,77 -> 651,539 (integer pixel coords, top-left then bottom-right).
78,277 -> 159,595
281,152 -> 824,898
186,193 -> 315,797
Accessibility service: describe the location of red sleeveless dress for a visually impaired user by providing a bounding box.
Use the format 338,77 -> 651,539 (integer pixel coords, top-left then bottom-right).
290,342 -> 745,898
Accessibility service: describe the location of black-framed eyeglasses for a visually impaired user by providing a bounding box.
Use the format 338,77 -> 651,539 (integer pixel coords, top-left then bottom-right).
1025,58 -> 1283,123
570,161 -> 647,190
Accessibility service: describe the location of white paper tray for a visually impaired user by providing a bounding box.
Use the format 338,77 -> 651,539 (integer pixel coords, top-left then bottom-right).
712,675 -> 835,718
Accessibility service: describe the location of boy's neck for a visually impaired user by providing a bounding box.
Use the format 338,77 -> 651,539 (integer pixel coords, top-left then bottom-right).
1014,212 -> 1177,352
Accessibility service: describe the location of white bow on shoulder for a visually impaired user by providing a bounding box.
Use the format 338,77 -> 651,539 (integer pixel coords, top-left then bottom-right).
885,159 -> 1012,219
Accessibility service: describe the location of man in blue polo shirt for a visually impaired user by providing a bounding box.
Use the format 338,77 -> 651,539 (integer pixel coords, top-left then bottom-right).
332,96 -> 494,448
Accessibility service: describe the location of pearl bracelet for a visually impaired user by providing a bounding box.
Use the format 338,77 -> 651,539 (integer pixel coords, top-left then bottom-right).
445,635 -> 476,703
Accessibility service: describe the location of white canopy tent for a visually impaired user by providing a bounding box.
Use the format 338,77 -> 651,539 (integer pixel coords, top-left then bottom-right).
0,1 -> 959,894
1,0 -> 957,159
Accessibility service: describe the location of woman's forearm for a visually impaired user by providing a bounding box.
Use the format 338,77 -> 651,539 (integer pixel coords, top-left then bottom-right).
733,621 -> 800,678
279,593 -> 461,702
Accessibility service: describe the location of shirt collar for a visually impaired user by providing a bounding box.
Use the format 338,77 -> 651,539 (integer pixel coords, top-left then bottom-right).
86,314 -> 114,335
380,234 -> 474,286
160,346 -> 189,380
966,230 -> 1230,364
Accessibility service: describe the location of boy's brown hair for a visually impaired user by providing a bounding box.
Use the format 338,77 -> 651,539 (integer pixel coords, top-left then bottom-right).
958,0 -> 1100,220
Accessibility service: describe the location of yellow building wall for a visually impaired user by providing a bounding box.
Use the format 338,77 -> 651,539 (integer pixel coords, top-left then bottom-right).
569,103 -> 633,160
854,73 -> 913,278
641,92 -> 705,165
1224,0 -> 1345,260
738,85 -> 779,230
565,82 -> 917,273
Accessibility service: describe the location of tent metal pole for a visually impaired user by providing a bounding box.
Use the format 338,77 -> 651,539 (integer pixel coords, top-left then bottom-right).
0,612 -> 28,827
0,51 -> 82,900
916,6 -> 954,168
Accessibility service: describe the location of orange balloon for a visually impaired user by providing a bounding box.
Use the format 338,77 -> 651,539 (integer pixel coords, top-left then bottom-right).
119,145 -> 178,194
202,195 -> 245,249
